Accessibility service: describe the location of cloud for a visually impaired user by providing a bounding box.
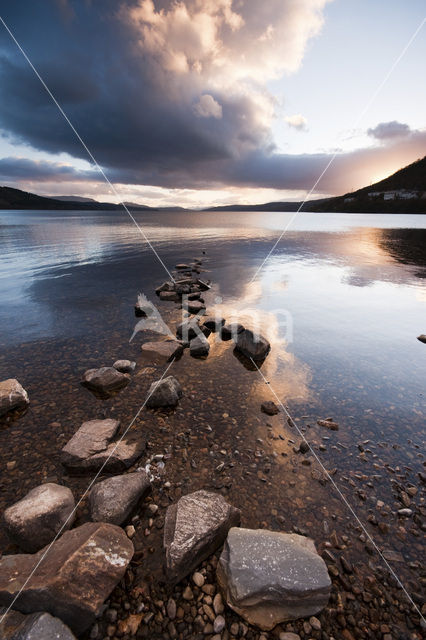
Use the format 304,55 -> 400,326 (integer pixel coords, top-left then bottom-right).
193,94 -> 223,119
0,156 -> 97,182
285,114 -> 308,131
367,121 -> 411,141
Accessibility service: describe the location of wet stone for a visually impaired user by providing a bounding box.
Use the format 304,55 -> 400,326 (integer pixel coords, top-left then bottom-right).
82,367 -> 130,395
146,376 -> 182,408
261,401 -> 280,416
141,340 -> 184,362
89,471 -> 151,525
190,334 -> 210,358
113,359 -> 136,373
0,609 -> 77,640
0,379 -> 29,417
234,330 -> 271,362
217,528 -> 331,630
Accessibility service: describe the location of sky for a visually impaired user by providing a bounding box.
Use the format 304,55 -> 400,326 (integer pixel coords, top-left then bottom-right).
0,0 -> 424,208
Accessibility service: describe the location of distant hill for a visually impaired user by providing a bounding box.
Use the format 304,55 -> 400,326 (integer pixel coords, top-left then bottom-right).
205,156 -> 426,213
0,186 -> 156,210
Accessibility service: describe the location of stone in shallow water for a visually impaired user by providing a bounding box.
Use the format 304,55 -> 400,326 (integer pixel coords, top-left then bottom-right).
0,609 -> 77,640
164,490 -> 241,583
113,359 -> 136,373
217,528 -> 331,630
261,401 -> 280,416
61,419 -> 144,473
89,471 -> 150,525
185,300 -> 206,315
0,522 -> 134,635
141,340 -> 184,362
82,367 -> 130,395
190,333 -> 210,358
0,379 -> 29,417
3,483 -> 75,553
202,316 -> 226,332
176,319 -> 210,341
221,323 -> 245,341
234,330 -> 270,362
146,376 -> 182,408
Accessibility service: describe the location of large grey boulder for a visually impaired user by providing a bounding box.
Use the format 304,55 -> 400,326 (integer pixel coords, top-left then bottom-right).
141,340 -> 184,362
89,471 -> 150,525
3,483 -> 75,553
0,379 -> 29,417
0,522 -> 134,635
234,330 -> 270,361
82,367 -> 130,395
217,528 -> 331,630
61,419 -> 144,473
146,376 -> 182,409
164,490 -> 241,583
0,609 -> 76,640
190,334 -> 210,358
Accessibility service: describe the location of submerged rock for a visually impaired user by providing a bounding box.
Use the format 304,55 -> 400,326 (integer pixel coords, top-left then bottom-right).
190,333 -> 210,358
217,528 -> 331,630
82,367 -> 130,395
141,340 -> 184,362
185,300 -> 206,315
3,483 -> 75,553
0,379 -> 29,417
0,609 -> 77,640
89,471 -> 150,525
221,323 -> 245,341
146,376 -> 182,408
317,419 -> 339,431
0,522 -> 134,634
113,359 -> 136,373
261,401 -> 280,416
202,316 -> 226,332
164,490 -> 241,583
61,419 -> 144,473
176,319 -> 210,341
234,330 -> 270,362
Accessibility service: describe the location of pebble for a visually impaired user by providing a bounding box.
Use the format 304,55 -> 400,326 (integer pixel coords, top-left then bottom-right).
192,571 -> 205,587
213,615 -> 225,633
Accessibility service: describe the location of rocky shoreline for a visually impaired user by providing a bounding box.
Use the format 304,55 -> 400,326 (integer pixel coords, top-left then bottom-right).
0,255 -> 424,639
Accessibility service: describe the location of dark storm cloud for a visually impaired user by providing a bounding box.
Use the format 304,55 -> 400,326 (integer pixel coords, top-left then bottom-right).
0,1 -> 424,196
0,156 -> 97,181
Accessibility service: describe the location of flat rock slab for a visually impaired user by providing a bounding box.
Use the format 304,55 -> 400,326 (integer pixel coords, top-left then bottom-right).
185,300 -> 206,315
234,330 -> 270,362
0,522 -> 134,634
141,340 -> 184,362
164,490 -> 241,583
61,419 -> 144,473
190,334 -> 210,358
3,483 -> 75,553
159,291 -> 180,302
0,379 -> 29,417
0,609 -> 77,640
217,528 -> 331,630
89,471 -> 150,525
82,367 -> 130,396
146,376 -> 182,409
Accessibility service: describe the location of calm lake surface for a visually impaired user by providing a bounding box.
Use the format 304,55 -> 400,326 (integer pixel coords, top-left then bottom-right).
0,210 -> 425,624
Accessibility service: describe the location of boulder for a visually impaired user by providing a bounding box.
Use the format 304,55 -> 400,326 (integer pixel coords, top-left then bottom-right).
89,472 -> 150,525
220,323 -> 244,341
0,609 -> 77,640
61,419 -> 144,473
113,359 -> 136,373
141,340 -> 184,362
185,300 -> 206,315
159,291 -> 180,302
176,319 -> 210,341
3,483 -> 75,553
164,490 -> 241,583
190,334 -> 210,358
155,281 -> 175,295
196,279 -> 211,291
0,522 -> 134,635
234,330 -> 270,361
261,401 -> 280,416
0,379 -> 29,417
82,367 -> 130,395
202,316 -> 226,332
146,376 -> 182,409
217,528 -> 331,630
417,334 -> 426,344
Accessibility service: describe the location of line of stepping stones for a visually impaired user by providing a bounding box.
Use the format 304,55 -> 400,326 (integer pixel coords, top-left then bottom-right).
0,257 -> 331,639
